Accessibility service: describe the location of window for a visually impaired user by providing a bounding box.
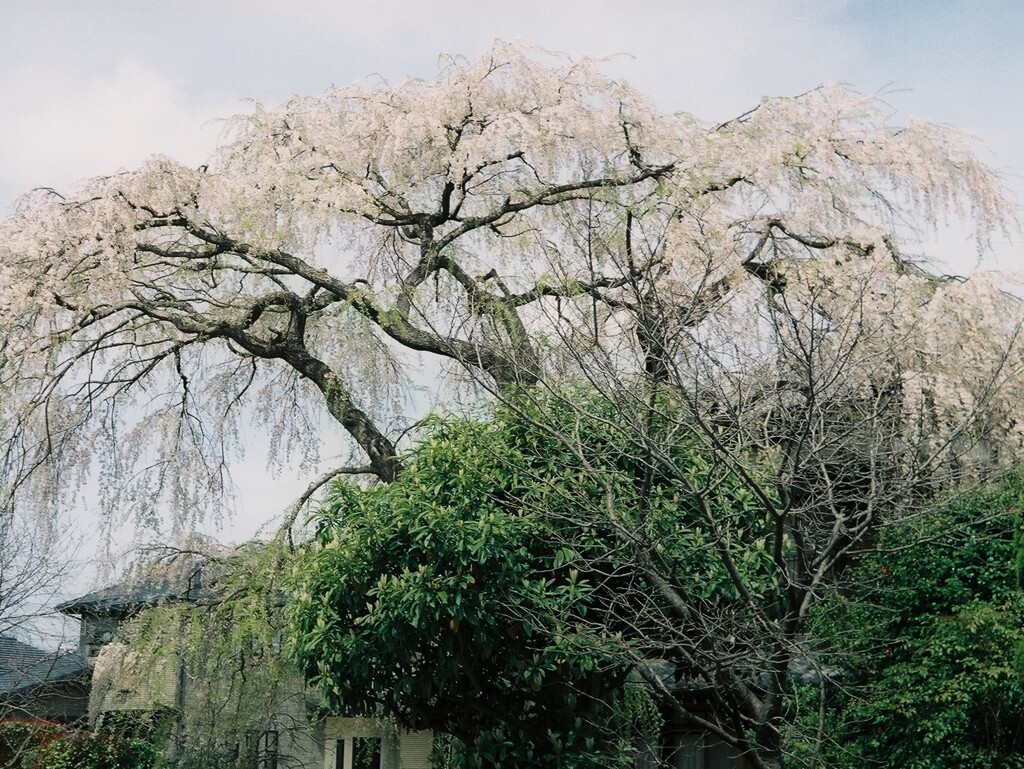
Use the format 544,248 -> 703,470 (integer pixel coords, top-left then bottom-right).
242,730 -> 278,769
672,733 -> 704,769
258,730 -> 279,769
670,732 -> 742,769
84,616 -> 121,657
334,736 -> 381,769
635,735 -> 659,769
352,737 -> 381,769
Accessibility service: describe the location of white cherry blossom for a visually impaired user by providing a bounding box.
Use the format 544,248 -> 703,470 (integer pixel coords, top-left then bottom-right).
0,42 -> 1018,530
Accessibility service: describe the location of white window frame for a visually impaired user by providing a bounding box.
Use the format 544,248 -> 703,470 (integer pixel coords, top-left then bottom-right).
324,717 -> 389,769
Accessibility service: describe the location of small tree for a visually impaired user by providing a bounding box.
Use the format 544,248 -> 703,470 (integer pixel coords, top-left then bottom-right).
1,505 -> 76,639
1,504 -> 80,726
291,403 -> 648,768
292,391 -> 833,768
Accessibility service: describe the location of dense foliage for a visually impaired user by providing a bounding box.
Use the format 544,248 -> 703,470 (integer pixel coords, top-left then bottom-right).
805,477 -> 1024,768
0,720 -> 156,769
293,414 -> 623,768
291,390 -> 780,768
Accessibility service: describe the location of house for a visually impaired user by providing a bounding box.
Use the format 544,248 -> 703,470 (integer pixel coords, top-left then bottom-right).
56,556 -> 433,769
0,634 -> 90,724
56,569 -> 207,659
52,553 -> 749,769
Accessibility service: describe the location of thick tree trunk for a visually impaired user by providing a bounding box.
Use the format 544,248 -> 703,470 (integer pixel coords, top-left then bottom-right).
275,345 -> 400,482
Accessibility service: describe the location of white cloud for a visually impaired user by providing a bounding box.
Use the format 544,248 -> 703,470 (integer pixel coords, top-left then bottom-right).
0,60 -> 237,205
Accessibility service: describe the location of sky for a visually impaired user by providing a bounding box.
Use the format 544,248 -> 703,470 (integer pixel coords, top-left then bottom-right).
1,0 -> 1022,590
2,1 -> 1022,211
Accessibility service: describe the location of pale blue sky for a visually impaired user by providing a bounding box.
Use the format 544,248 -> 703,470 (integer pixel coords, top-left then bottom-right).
2,1 -> 1021,208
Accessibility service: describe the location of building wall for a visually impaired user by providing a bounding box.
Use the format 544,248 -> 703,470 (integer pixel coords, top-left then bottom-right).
252,672 -> 323,769
89,637 -> 326,769
0,681 -> 90,725
88,641 -> 179,718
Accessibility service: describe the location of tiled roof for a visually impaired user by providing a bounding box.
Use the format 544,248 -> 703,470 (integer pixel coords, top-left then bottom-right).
55,575 -> 187,616
0,636 -> 89,695
56,548 -> 273,618
0,635 -> 44,672
56,558 -> 218,616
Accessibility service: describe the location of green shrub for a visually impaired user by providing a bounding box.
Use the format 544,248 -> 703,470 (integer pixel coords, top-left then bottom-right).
0,720 -> 157,769
0,721 -> 64,768
804,476 -> 1024,768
